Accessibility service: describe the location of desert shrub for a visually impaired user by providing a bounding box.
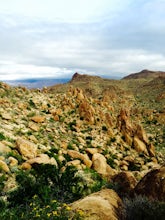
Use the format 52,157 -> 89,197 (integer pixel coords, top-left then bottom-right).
8,164 -> 83,206
68,120 -> 77,131
0,174 -> 6,195
6,151 -> 24,164
0,132 -> 6,141
28,99 -> 36,108
102,125 -> 108,131
2,164 -> 106,219
122,195 -> 165,220
74,168 -> 106,197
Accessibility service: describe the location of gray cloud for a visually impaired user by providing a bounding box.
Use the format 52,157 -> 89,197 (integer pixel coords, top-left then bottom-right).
0,0 -> 165,80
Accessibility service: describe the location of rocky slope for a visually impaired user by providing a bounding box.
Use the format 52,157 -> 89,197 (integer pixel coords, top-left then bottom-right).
123,69 -> 165,79
0,72 -> 164,219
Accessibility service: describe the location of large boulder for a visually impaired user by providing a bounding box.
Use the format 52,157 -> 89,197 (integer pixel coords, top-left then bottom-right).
92,153 -> 116,177
134,165 -> 165,201
16,138 -> 37,159
26,154 -> 57,166
112,171 -> 137,195
67,150 -> 92,168
70,189 -> 123,220
92,153 -> 107,175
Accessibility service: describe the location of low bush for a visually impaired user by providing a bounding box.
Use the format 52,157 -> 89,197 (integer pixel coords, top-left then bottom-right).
122,195 -> 165,220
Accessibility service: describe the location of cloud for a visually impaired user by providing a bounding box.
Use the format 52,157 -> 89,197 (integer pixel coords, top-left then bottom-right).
0,0 -> 165,80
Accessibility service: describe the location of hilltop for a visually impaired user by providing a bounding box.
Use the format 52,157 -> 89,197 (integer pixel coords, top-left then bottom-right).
0,71 -> 164,219
123,69 -> 165,79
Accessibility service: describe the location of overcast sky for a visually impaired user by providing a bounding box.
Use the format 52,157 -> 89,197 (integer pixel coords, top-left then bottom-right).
0,0 -> 165,80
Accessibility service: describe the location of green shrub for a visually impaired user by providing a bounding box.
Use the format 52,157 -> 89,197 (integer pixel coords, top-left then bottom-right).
28,99 -> 36,108
123,195 -> 165,220
1,164 -> 106,219
102,125 -> 108,131
0,132 -> 6,141
8,164 -> 84,206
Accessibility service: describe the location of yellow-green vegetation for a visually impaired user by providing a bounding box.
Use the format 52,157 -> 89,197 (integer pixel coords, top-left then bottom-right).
0,164 -> 100,219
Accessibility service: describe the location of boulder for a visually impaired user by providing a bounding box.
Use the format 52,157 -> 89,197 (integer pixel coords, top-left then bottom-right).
112,171 -> 137,195
0,160 -> 10,172
86,148 -> 99,155
0,142 -> 11,154
133,136 -> 148,155
16,138 -> 37,159
135,124 -> 148,144
21,162 -> 32,170
123,132 -> 133,146
8,157 -> 18,167
117,109 -> 134,136
70,189 -> 123,220
28,122 -> 40,131
1,113 -> 12,120
147,143 -> 155,157
78,100 -> 95,124
67,150 -> 92,168
92,153 -> 107,175
31,115 -> 45,123
92,153 -> 115,177
134,165 -> 165,201
26,154 -> 57,166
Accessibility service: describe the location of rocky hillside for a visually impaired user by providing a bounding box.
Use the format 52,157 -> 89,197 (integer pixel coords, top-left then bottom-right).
122,69 -> 165,79
0,73 -> 164,219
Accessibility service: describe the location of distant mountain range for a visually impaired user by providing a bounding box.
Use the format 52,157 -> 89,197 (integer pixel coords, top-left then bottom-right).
2,70 -> 165,89
2,75 -> 121,89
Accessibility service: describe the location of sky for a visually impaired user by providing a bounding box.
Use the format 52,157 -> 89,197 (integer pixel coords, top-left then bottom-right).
0,0 -> 165,80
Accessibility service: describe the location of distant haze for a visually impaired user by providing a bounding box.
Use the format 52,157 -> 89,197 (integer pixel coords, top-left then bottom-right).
4,74 -> 122,88
0,0 -> 165,80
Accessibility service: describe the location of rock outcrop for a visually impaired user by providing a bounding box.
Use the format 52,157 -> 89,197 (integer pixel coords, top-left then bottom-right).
117,109 -> 155,156
112,171 -> 137,195
134,165 -> 165,201
70,189 -> 123,220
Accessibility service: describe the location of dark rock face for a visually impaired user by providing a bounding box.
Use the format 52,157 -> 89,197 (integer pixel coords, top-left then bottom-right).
112,171 -> 137,195
134,165 -> 165,201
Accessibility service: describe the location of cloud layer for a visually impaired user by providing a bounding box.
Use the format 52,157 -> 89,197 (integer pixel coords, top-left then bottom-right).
0,0 -> 165,80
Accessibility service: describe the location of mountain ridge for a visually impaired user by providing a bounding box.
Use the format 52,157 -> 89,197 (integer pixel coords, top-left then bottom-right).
122,69 -> 165,79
